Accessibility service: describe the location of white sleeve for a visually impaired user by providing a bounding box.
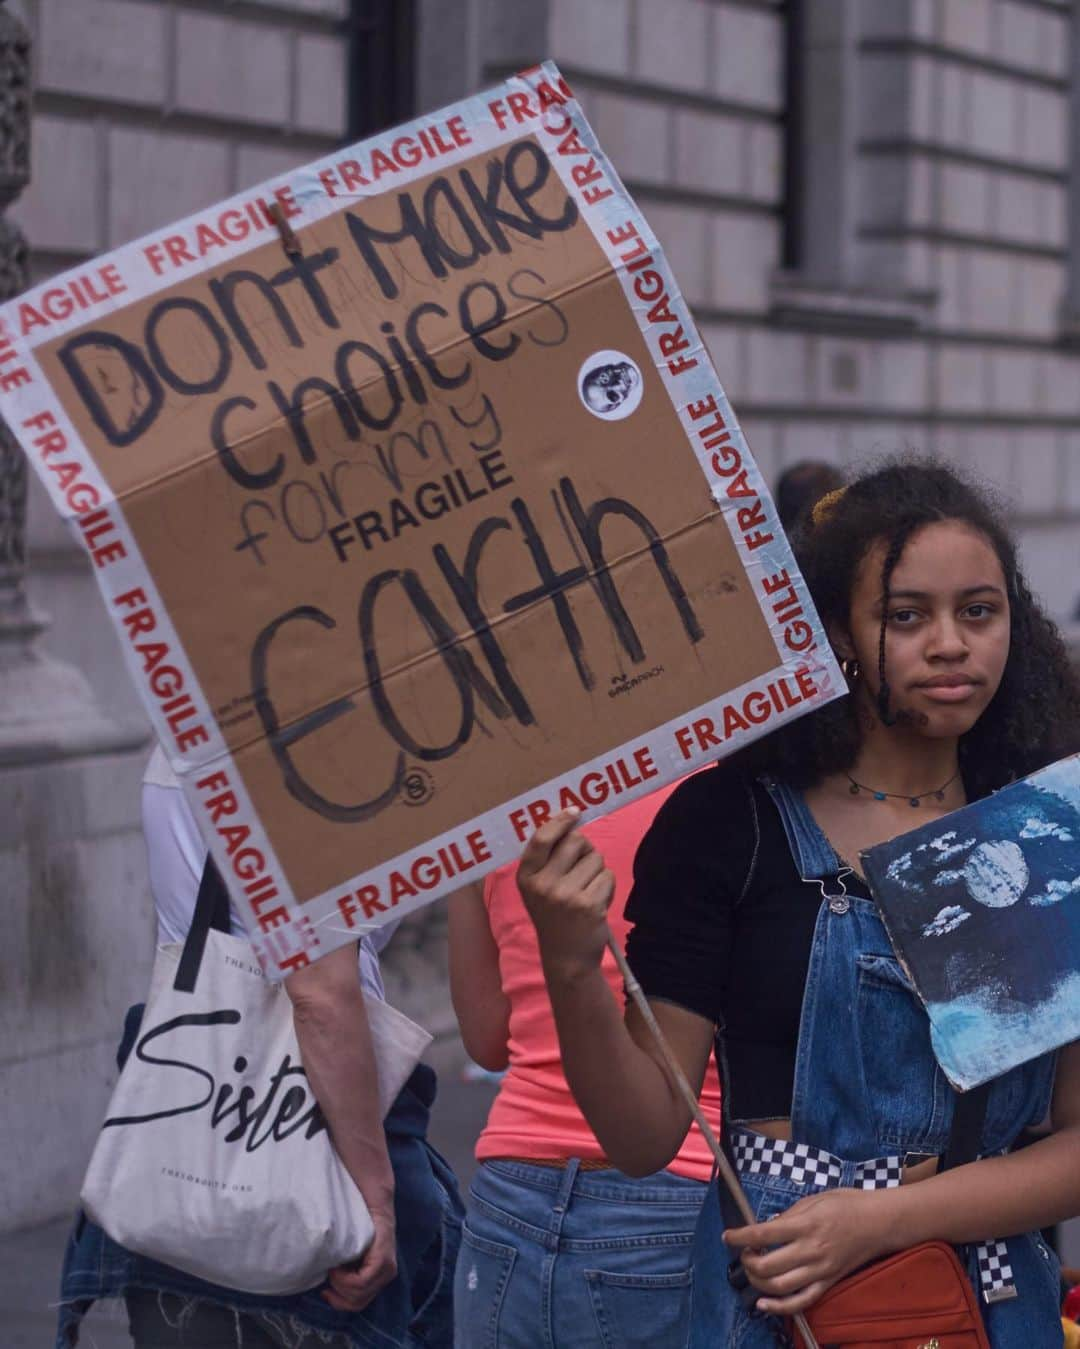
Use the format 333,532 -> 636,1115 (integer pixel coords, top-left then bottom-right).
142,746 -> 247,943
141,748 -> 389,1001
142,776 -> 212,944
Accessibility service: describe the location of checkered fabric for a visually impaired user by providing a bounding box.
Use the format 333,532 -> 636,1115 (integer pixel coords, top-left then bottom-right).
729,1128 -> 1016,1303
977,1239 -> 1017,1303
730,1132 -> 843,1188
851,1155 -> 905,1190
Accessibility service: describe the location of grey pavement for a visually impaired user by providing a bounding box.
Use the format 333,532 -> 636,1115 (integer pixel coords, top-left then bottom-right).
1,1073 -> 499,1349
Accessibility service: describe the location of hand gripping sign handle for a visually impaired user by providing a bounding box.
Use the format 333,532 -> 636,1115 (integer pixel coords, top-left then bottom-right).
606,930 -> 821,1349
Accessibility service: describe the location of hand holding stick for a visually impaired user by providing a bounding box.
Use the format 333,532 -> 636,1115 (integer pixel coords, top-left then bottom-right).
607,930 -> 820,1349
518,809 -> 819,1347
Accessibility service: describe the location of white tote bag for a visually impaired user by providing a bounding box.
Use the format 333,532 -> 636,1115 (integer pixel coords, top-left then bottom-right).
81,866 -> 431,1296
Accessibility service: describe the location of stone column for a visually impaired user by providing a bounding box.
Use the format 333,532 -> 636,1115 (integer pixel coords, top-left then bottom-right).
0,4 -> 154,1236
0,0 -> 32,656
0,2 -> 141,762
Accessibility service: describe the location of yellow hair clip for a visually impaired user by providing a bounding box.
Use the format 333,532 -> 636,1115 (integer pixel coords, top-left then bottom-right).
810,486 -> 848,527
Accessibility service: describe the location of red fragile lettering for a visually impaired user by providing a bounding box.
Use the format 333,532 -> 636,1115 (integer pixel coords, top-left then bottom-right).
20,410 -> 106,519
687,395 -> 774,553
0,325 -> 31,392
761,568 -> 816,655
672,669 -> 819,759
735,497 -> 770,546
487,77 -> 572,132
143,187 -> 301,276
337,884 -> 385,926
541,106 -> 613,206
508,747 -> 658,841
75,507 -> 127,569
386,830 -> 492,904
194,768 -> 287,935
114,588 -> 210,754
506,797 -> 553,842
17,264 -> 127,337
605,220 -> 698,378
337,830 -> 493,922
688,394 -> 736,471
317,115 -> 473,198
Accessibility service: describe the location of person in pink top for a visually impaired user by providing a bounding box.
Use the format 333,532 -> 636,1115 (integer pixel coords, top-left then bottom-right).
449,784 -> 722,1347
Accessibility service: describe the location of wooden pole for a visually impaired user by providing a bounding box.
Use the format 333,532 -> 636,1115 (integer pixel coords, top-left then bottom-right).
607,929 -> 820,1349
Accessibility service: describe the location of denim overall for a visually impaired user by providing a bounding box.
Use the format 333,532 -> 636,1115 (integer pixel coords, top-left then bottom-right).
688,779 -> 1062,1348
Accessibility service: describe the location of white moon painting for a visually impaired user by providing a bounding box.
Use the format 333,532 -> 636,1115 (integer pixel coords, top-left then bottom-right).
963,840 -> 1029,909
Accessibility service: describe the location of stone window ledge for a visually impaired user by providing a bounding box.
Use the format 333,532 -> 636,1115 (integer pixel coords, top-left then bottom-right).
769,271 -> 936,335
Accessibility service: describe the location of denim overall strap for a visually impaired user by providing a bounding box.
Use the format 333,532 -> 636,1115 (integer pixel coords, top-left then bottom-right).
689,777 -> 1063,1348
761,777 -> 949,1156
759,777 -> 839,881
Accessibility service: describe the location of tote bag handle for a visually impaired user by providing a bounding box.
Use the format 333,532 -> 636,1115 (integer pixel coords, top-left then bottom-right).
173,856 -> 232,994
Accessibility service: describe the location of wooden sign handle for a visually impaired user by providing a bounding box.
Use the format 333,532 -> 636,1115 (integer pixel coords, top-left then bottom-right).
606,928 -> 820,1349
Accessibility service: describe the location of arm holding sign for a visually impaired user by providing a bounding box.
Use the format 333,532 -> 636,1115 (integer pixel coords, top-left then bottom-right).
285,946 -> 397,1312
518,809 -> 715,1177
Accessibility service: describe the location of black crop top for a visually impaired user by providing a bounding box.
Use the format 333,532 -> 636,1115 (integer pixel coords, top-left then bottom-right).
624,765 -> 871,1121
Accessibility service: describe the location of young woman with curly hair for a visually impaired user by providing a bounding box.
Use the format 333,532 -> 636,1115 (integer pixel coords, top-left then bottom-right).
518,458 -> 1080,1347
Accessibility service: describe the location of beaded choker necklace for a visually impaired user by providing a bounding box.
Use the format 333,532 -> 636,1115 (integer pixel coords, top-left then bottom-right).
846,768 -> 960,808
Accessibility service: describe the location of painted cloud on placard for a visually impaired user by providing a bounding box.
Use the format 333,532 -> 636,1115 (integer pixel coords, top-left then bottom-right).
1020,817 -> 1073,843
922,905 -> 971,937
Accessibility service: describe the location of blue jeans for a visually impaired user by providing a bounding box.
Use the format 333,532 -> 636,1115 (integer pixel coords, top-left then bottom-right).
454,1159 -> 706,1348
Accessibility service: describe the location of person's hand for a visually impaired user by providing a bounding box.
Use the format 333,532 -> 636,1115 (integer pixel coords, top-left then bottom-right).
724,1187 -> 896,1316
322,1204 -> 397,1312
517,809 -> 615,983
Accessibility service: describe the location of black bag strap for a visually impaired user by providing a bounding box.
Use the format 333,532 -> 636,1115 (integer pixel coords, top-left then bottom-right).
942,1079 -> 991,1173
173,855 -> 231,994
733,779 -> 763,910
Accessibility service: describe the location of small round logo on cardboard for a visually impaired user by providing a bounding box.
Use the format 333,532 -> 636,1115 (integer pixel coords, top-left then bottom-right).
577,350 -> 643,421
401,765 -> 435,807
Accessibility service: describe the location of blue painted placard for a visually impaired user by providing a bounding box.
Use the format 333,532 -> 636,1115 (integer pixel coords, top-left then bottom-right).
862,754 -> 1080,1089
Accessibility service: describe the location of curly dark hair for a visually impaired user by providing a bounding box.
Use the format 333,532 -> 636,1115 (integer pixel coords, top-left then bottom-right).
743,456 -> 1080,800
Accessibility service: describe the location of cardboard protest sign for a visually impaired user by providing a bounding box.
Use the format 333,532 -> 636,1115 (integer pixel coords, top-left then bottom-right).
0,63 -> 842,977
862,754 -> 1080,1089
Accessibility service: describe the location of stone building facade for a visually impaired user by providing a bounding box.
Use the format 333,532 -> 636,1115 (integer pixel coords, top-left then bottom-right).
542,0 -> 1078,623
3,0 -> 1079,1233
